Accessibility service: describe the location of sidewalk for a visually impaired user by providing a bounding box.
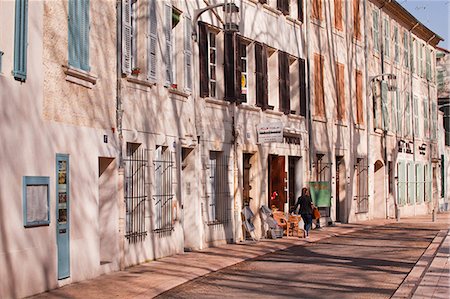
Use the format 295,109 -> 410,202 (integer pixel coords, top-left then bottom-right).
31,214 -> 450,299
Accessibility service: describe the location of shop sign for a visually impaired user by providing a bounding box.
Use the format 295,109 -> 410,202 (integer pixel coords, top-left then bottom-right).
257,121 -> 283,143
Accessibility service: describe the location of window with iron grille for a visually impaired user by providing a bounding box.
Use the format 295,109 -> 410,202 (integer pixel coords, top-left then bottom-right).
153,146 -> 174,232
206,152 -> 231,225
313,154 -> 331,182
355,158 -> 368,213
124,143 -> 148,242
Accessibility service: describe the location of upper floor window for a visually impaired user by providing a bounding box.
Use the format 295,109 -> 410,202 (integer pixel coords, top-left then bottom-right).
199,22 -> 218,98
373,10 -> 379,52
68,0 -> 90,72
334,0 -> 343,31
384,18 -> 390,58
403,32 -> 409,68
355,70 -> 364,124
353,0 -> 360,40
336,62 -> 345,120
394,26 -> 399,63
277,0 -> 289,15
314,53 -> 325,118
418,43 -> 424,77
426,48 -> 431,81
312,0 -> 322,21
13,0 -> 29,81
208,32 -> 217,98
239,41 -> 248,102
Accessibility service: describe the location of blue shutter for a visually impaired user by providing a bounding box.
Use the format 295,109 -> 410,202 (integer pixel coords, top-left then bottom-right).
13,0 -> 28,82
68,0 -> 90,71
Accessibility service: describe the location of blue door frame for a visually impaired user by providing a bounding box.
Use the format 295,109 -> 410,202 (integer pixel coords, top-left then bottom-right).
56,154 -> 70,279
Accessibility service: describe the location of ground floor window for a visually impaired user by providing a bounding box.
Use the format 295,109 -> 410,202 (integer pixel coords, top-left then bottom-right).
153,146 -> 174,232
206,151 -> 231,224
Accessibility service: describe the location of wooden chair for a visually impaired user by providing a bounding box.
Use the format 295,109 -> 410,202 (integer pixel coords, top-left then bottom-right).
272,211 -> 288,235
287,215 -> 303,237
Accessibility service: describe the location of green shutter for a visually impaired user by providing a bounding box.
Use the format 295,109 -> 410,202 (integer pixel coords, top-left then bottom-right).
407,162 -> 415,204
68,0 -> 90,71
13,0 -> 28,82
398,161 -> 406,205
405,92 -> 411,136
381,82 -> 389,130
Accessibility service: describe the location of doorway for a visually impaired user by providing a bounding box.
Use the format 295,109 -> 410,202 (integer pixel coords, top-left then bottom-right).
373,160 -> 386,219
335,156 -> 346,222
269,155 -> 286,211
98,157 -> 117,265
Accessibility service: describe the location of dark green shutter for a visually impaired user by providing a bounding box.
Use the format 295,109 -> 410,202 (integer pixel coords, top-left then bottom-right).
13,0 -> 28,82
198,22 -> 209,97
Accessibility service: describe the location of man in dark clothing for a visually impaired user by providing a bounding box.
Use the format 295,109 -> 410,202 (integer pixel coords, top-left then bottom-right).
296,187 -> 313,238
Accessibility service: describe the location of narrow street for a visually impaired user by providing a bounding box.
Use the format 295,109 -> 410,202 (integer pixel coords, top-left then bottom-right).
157,224 -> 446,298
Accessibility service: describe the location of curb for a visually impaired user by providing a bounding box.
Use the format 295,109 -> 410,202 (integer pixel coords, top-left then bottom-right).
391,229 -> 448,299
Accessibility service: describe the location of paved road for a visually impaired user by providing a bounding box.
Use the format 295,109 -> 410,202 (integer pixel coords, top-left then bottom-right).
156,224 -> 442,299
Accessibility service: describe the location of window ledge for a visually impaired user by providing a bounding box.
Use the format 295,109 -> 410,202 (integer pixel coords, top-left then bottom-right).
354,123 -> 366,130
63,65 -> 97,89
332,28 -> 345,38
311,18 -> 325,28
239,103 -> 261,112
168,87 -> 190,98
372,128 -> 383,136
205,97 -> 230,107
286,16 -> 302,26
312,116 -> 327,123
262,4 -> 282,16
126,76 -> 156,88
265,109 -> 284,116
288,114 -> 305,121
335,120 -> 347,127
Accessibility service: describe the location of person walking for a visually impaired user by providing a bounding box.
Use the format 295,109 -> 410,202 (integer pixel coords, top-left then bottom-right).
296,187 -> 313,238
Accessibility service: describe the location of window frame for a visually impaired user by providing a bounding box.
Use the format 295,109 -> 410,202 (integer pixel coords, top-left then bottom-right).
23,176 -> 50,227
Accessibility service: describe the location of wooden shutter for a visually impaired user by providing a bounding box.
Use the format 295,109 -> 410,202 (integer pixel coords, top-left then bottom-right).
80,0 -> 90,71
381,82 -> 389,130
164,3 -> 173,86
122,0 -> 132,74
312,0 -> 322,20
298,0 -> 304,22
68,0 -> 89,72
224,32 -> 236,102
396,91 -> 402,135
148,0 -> 157,81
353,0 -> 360,40
278,51 -> 289,114
314,53 -> 324,117
184,16 -> 192,91
199,22 -> 209,97
405,93 -> 411,136
336,63 -> 345,120
299,58 -> 306,117
334,0 -> 343,31
356,70 -> 364,124
255,42 -> 268,109
13,0 -> 28,81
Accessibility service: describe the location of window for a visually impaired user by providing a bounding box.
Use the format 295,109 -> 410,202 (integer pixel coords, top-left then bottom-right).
394,26 -> 399,63
164,3 -> 173,86
353,0 -> 360,40
355,158 -> 368,213
334,0 -> 343,31
336,63 -> 345,120
373,80 -> 382,129
125,143 -> 148,242
431,102 -> 437,140
277,0 -> 289,15
407,162 -> 415,204
403,32 -> 409,68
153,146 -> 174,232
312,0 -> 322,21
405,92 -> 411,136
314,53 -> 325,117
13,0 -> 28,81
148,0 -> 157,81
373,10 -> 379,52
413,96 -> 420,137
199,23 -> 217,98
396,90 -> 402,135
278,51 -> 290,114
423,98 -> 429,138
381,82 -> 389,130
437,69 -> 444,89
384,18 -> 390,58
356,70 -> 364,124
131,0 -> 138,70
207,152 -> 231,224
419,43 -> 424,77
255,42 -> 268,109
299,58 -> 307,117
426,48 -> 431,81
397,161 -> 406,206
23,176 -> 50,227
69,0 -> 90,72
239,42 -> 248,102
411,38 -> 416,73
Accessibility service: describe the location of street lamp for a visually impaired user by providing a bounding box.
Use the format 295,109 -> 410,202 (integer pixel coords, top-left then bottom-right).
192,0 -> 240,42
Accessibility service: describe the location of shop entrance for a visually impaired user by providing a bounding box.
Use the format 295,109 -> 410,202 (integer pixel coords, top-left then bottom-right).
269,155 -> 286,211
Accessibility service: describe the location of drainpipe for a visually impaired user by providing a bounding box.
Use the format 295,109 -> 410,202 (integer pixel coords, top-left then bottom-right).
116,0 -> 125,271
304,0 -> 312,179
409,22 -> 419,217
